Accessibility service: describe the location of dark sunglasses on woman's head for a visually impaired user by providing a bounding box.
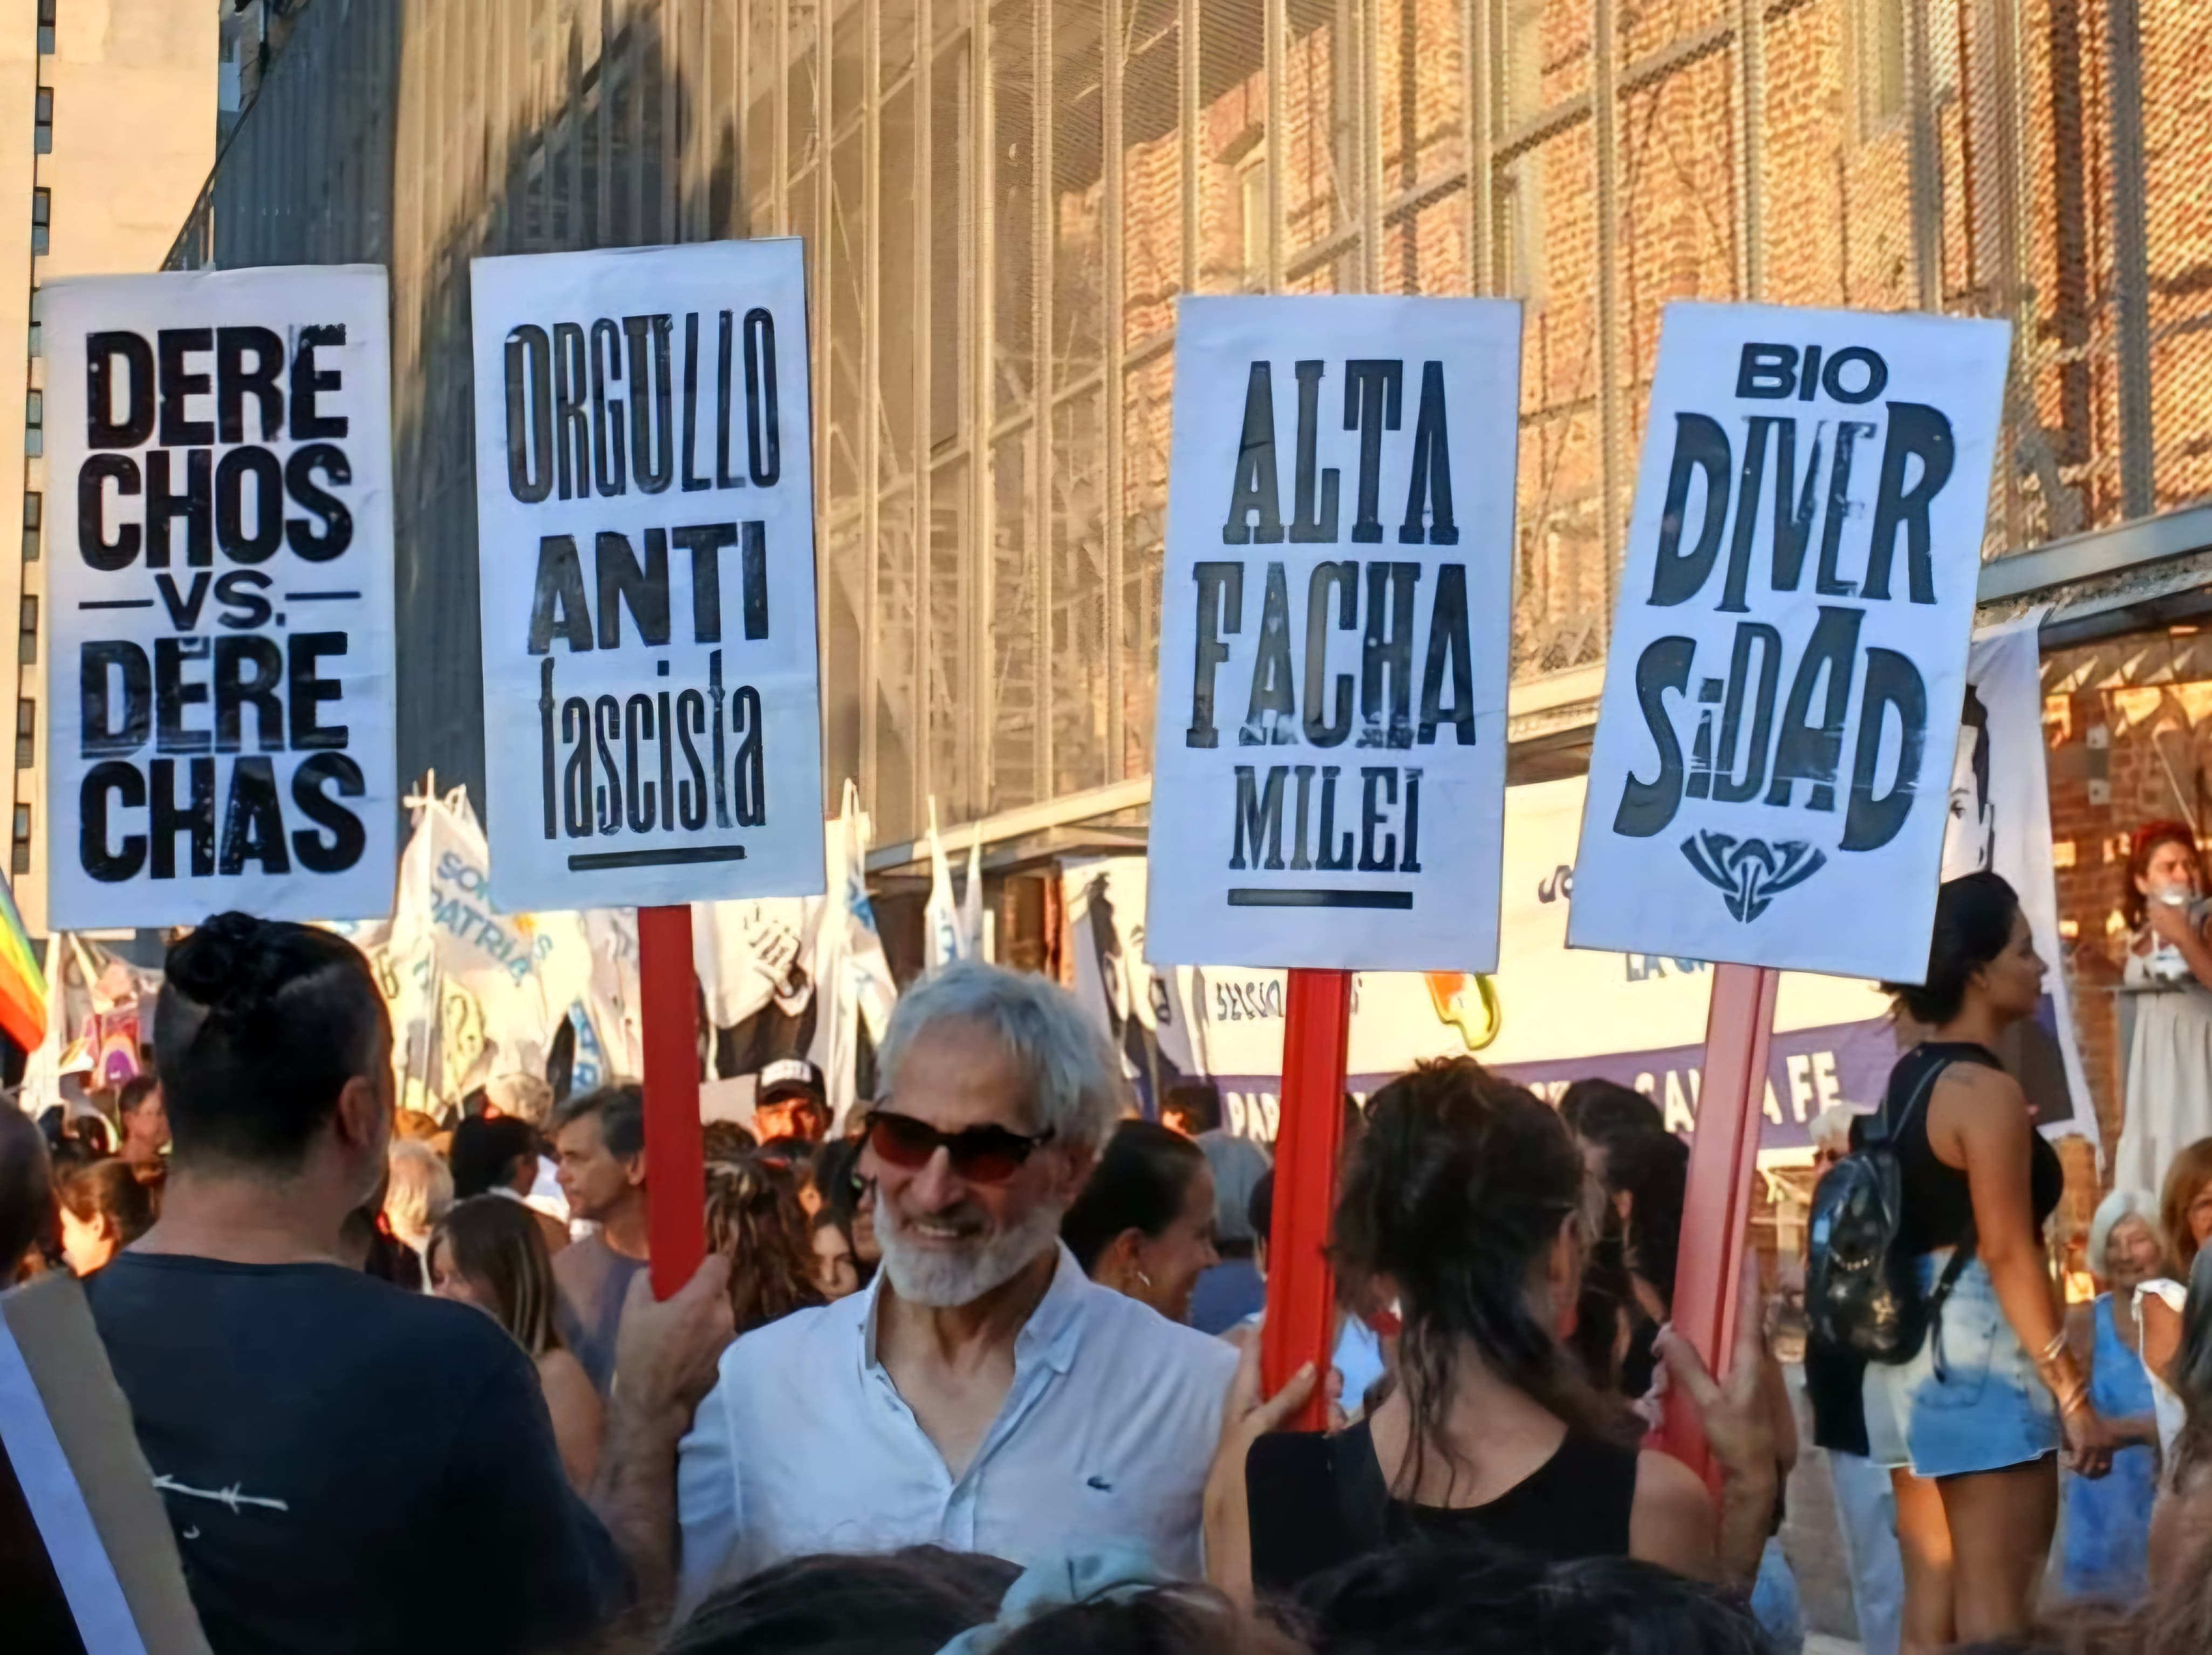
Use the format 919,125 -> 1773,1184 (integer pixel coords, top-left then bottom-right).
862,1108 -> 1054,1185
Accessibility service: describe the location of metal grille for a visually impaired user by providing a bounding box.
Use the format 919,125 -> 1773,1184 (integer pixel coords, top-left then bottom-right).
171,0 -> 2212,845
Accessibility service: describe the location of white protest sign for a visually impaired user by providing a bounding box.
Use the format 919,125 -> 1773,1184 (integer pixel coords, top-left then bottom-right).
1144,295 -> 1521,971
470,240 -> 824,912
45,266 -> 397,929
1570,303 -> 2011,983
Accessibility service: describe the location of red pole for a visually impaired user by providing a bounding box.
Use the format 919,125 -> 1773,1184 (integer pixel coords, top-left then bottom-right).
1661,961 -> 1780,1485
638,902 -> 706,1300
1261,966 -> 1353,1433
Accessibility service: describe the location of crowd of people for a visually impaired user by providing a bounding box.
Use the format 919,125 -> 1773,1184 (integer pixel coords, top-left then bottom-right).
5,867 -> 2212,1653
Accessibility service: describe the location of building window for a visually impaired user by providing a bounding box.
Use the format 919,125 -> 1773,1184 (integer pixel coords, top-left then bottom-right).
30,189 -> 48,256
37,0 -> 52,54
1238,156 -> 1268,285
34,88 -> 50,153
17,596 -> 34,666
24,388 -> 40,457
28,288 -> 40,358
21,491 -> 36,563
11,804 -> 28,876
15,700 -> 31,771
1858,0 -> 1907,133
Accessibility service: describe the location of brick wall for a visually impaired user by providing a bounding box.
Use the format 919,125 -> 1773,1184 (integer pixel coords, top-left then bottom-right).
2043,641 -> 2212,1180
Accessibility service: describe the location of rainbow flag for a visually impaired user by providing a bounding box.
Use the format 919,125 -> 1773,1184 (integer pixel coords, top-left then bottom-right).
0,872 -> 45,1053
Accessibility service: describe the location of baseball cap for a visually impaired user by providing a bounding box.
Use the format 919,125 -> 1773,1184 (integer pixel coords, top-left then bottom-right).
757,1058 -> 825,1103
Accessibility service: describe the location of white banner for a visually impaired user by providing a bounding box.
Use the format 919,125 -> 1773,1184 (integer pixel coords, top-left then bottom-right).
692,895 -> 815,1029
45,266 -> 398,929
1571,304 -> 2012,982
1145,295 -> 1521,972
1094,776 -> 1900,1147
1066,856 -> 1205,1113
380,787 -> 606,1095
1942,617 -> 2098,1147
469,241 -> 825,912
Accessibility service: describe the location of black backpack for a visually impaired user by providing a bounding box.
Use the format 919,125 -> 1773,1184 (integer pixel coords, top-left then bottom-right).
1805,1058 -> 1974,1367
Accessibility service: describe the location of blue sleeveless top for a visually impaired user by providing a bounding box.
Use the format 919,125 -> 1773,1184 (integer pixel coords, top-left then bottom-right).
2058,1294 -> 2157,1602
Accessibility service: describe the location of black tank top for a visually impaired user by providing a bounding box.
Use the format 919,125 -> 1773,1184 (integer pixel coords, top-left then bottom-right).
1245,1417 -> 1640,1592
1874,1041 -> 2064,1255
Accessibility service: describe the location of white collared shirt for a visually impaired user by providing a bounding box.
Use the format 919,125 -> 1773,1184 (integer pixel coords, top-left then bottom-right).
675,1243 -> 1239,1604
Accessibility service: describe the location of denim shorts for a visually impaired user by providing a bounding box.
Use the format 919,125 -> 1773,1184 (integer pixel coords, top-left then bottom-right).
1861,1251 -> 2061,1479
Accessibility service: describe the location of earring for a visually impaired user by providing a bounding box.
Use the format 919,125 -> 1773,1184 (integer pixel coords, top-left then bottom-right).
1137,1269 -> 1154,1291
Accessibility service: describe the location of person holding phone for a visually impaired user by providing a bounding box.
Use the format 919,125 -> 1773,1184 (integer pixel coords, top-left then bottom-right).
2115,822 -> 2212,1195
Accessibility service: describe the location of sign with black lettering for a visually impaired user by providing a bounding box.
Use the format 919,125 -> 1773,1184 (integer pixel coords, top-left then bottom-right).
46,266 -> 397,930
1569,303 -> 2012,982
1144,296 -> 1522,970
469,241 -> 824,911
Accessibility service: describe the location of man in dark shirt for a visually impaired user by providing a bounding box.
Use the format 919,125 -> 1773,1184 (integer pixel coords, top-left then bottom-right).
84,914 -> 729,1655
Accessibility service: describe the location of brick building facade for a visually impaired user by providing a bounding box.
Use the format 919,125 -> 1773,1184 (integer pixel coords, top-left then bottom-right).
172,0 -> 2212,857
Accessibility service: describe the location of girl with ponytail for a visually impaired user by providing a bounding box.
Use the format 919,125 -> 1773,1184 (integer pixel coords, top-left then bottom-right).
1215,1059 -> 1722,1595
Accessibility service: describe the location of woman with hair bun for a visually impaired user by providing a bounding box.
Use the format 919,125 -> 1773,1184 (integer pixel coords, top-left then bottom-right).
1860,871 -> 2114,1651
2115,820 -> 2212,1195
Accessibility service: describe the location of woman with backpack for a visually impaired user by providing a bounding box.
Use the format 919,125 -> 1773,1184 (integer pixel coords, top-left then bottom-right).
1853,871 -> 2115,1651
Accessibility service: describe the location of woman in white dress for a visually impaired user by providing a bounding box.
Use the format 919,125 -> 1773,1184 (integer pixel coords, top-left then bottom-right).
2115,823 -> 2212,1194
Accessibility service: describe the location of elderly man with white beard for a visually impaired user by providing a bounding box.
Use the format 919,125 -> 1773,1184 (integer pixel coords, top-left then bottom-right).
674,960 -> 1241,1601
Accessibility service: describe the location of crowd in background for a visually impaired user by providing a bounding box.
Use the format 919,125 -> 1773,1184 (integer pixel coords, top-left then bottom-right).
4,864 -> 2212,1653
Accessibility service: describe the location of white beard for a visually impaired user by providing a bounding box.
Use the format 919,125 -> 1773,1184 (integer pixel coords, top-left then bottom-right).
877,1196 -> 1066,1308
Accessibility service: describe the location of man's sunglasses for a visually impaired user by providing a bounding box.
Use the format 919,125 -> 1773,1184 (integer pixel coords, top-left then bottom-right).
862,1109 -> 1054,1185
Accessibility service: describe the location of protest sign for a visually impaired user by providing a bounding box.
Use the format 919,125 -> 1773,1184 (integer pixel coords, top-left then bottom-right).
45,266 -> 397,931
1570,303 -> 2012,983
1145,295 -> 1522,972
469,240 -> 825,913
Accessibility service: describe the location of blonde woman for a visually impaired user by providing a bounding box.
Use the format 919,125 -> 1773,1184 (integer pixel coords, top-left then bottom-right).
429,1195 -> 602,1491
383,1139 -> 454,1276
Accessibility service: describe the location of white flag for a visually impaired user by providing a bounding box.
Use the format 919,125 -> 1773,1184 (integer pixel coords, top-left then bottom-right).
961,833 -> 986,962
926,799 -> 963,968
810,781 -> 898,1129
383,785 -> 601,1100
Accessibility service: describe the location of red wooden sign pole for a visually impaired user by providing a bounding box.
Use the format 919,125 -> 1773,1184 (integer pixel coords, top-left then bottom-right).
638,902 -> 707,1300
1661,961 -> 1780,1484
1261,966 -> 1353,1432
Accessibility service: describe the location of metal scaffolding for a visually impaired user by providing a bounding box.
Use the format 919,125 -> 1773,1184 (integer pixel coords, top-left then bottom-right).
169,0 -> 2212,846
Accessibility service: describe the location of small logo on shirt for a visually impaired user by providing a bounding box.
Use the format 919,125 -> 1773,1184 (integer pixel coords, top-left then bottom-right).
152,1473 -> 290,1515
1085,1475 -> 1114,1493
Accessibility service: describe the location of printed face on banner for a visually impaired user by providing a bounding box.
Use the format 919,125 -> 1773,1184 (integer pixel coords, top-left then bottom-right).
1569,303 -> 2012,982
470,241 -> 825,911
45,267 -> 398,930
1144,296 -> 1522,972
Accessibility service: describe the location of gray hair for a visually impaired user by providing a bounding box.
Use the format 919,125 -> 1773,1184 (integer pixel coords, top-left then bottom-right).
2090,1187 -> 2160,1281
384,1138 -> 454,1244
876,959 -> 1125,1153
484,1072 -> 554,1129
